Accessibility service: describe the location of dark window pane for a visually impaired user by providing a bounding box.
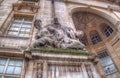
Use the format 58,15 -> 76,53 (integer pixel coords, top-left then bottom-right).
102,24 -> 114,37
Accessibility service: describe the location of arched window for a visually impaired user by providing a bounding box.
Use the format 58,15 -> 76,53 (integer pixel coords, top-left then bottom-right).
100,23 -> 114,37
98,50 -> 117,75
90,31 -> 102,45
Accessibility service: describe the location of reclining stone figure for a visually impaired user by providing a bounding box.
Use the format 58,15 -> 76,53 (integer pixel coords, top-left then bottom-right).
31,19 -> 85,49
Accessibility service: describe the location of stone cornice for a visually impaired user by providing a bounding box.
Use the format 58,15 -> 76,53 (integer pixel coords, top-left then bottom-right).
24,48 -> 99,64
57,0 -> 120,12
0,47 -> 24,57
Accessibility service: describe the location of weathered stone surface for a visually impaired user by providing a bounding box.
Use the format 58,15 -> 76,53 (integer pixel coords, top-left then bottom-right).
31,19 -> 85,49
0,0 -> 120,78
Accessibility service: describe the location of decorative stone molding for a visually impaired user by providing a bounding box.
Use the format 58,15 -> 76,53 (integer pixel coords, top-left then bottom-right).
102,0 -> 120,6
13,2 -> 39,13
37,63 -> 43,78
24,50 -> 32,60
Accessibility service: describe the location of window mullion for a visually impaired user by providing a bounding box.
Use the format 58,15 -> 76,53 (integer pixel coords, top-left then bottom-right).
2,58 -> 9,77
18,18 -> 24,36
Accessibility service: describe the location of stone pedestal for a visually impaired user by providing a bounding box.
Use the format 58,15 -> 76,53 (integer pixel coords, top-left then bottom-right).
24,48 -> 101,78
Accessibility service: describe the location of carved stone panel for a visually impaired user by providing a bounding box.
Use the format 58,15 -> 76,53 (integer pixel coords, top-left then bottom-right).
37,63 -> 43,78
48,64 -> 83,78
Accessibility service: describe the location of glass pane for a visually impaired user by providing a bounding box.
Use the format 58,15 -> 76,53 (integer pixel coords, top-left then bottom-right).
101,58 -> 112,67
16,60 -> 23,66
109,28 -> 113,33
98,51 -> 117,75
8,31 -> 19,36
9,59 -> 16,65
10,27 -> 19,31
14,67 -> 22,75
9,59 -> 23,66
22,25 -> 31,29
104,64 -> 117,75
14,18 -> 23,23
24,18 -> 32,24
106,57 -> 113,65
20,28 -> 31,32
11,24 -> 21,27
24,34 -> 30,37
110,64 -> 117,72
8,17 -> 32,37
19,33 -> 24,37
26,28 -> 31,32
0,58 -> 7,65
20,28 -> 26,32
6,66 -> 14,74
0,66 -> 5,73
24,21 -> 32,24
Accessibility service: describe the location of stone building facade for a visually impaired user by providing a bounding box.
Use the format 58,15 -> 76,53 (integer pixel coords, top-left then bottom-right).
0,0 -> 120,78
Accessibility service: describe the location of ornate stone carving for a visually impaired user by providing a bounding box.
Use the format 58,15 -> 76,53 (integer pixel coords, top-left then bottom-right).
37,63 -> 43,78
72,12 -> 97,31
13,2 -> 39,13
31,19 -> 85,49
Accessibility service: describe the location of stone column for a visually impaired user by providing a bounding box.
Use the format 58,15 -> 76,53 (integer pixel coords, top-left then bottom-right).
43,61 -> 48,78
54,1 -> 72,28
90,63 -> 101,78
32,62 -> 38,78
81,63 -> 89,78
25,60 -> 34,78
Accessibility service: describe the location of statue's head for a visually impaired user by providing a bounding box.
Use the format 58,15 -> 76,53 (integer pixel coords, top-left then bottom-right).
75,31 -> 84,39
52,18 -> 61,29
34,19 -> 42,30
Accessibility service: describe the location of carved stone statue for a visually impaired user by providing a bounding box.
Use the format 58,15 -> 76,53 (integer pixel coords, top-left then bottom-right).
31,19 -> 85,49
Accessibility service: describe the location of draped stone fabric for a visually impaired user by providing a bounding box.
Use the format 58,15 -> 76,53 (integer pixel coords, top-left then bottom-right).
31,19 -> 85,49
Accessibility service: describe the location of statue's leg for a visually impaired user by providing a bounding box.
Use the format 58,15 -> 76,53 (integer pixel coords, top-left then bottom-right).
61,40 -> 85,49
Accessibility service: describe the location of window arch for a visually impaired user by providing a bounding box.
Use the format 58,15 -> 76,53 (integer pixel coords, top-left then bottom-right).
90,30 -> 102,45
100,23 -> 114,37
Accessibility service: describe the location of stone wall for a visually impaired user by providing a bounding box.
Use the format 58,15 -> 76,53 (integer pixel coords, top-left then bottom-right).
0,0 -> 120,78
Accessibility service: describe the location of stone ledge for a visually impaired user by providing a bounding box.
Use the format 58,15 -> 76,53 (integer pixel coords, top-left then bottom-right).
30,47 -> 94,56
